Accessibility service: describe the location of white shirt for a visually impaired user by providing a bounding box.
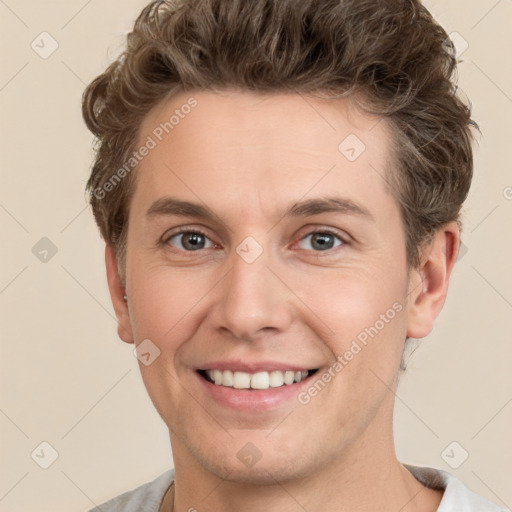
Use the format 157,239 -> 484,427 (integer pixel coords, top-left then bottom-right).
88,465 -> 508,511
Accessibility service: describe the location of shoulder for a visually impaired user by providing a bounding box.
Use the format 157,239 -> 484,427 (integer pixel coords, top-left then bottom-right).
405,465 -> 508,512
88,469 -> 175,512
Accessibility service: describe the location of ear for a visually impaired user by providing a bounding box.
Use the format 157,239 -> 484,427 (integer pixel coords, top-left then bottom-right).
406,222 -> 460,339
105,243 -> 134,344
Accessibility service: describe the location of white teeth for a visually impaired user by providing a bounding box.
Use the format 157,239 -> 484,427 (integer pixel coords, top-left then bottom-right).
214,369 -> 223,385
222,370 -> 233,387
203,369 -> 312,389
284,370 -> 295,385
269,370 -> 284,387
251,372 -> 269,389
233,371 -> 251,389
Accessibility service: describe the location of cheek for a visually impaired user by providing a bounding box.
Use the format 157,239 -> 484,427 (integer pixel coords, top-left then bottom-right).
295,263 -> 407,340
127,263 -> 216,353
126,265 -> 218,419
295,264 -> 408,392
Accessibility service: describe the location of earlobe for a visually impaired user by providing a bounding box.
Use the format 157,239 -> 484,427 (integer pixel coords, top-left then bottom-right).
105,244 -> 134,344
406,223 -> 460,339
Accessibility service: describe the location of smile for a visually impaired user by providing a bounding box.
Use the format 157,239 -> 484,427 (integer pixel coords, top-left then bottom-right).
199,369 -> 318,390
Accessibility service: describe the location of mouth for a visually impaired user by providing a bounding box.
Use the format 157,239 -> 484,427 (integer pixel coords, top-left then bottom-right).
197,368 -> 319,390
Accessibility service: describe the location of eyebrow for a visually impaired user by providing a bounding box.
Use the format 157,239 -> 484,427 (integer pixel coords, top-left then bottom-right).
146,198 -> 215,220
285,197 -> 373,220
145,196 -> 373,223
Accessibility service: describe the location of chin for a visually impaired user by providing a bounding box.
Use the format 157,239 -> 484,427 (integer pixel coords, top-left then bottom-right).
189,436 -> 327,486
203,457 -> 312,486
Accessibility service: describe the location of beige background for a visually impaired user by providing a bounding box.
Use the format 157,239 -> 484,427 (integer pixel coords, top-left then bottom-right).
1,1 -> 511,510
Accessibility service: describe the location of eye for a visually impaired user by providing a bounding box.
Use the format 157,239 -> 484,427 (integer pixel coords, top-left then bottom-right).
297,231 -> 344,251
166,231 -> 214,251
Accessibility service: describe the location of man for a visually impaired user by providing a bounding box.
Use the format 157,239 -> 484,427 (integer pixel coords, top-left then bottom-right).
83,0 -> 504,510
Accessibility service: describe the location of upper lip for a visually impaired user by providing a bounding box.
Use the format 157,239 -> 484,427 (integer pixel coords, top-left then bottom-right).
196,360 -> 319,373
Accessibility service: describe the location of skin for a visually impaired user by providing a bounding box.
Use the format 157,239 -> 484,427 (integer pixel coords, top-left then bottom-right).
105,90 -> 459,512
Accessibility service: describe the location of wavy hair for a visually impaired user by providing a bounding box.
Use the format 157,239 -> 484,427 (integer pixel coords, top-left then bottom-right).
83,0 -> 477,277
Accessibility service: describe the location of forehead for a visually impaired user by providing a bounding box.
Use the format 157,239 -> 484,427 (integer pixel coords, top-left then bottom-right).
133,89 -> 398,221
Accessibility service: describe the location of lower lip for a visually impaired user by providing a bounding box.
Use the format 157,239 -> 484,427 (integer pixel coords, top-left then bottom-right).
195,371 -> 315,412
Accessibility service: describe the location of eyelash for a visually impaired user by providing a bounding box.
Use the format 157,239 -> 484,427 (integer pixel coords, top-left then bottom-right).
161,227 -> 348,254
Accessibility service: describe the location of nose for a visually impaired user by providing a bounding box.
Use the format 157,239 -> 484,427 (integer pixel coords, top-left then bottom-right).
209,247 -> 294,341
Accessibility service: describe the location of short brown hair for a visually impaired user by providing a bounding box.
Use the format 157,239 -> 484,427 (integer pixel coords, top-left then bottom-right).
83,0 -> 477,278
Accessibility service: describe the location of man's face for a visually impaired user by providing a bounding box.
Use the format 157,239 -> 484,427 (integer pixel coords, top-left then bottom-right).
122,90 -> 412,483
